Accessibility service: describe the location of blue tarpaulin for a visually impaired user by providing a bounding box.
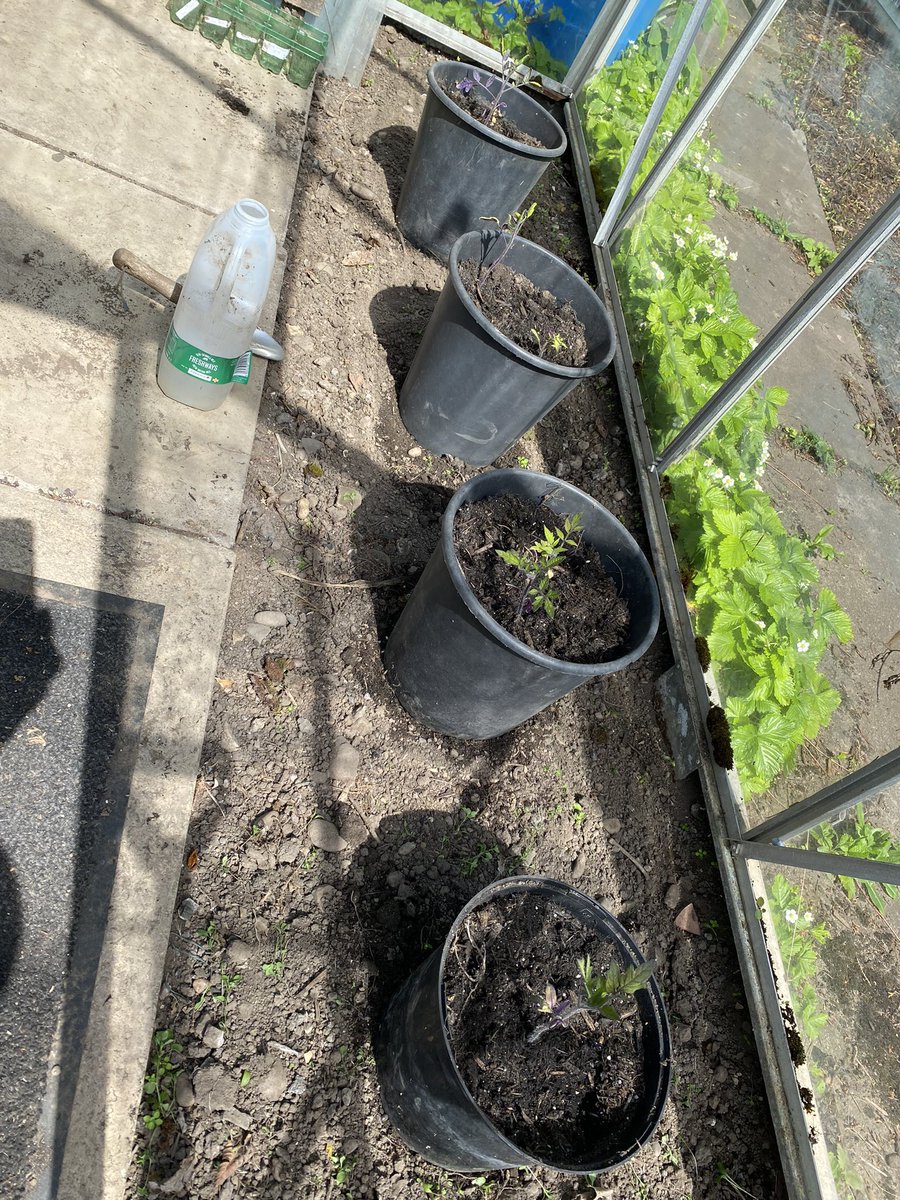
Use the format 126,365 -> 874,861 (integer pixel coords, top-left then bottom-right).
498,0 -> 663,69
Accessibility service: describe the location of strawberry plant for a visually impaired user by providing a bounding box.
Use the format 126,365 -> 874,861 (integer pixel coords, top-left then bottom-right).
580,5 -> 853,793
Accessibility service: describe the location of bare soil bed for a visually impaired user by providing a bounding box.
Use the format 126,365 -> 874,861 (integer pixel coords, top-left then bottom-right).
129,22 -> 784,1200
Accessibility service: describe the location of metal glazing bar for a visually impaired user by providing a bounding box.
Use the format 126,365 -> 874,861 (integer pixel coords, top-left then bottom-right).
732,840 -> 900,888
610,0 -> 788,246
563,0 -> 640,96
743,748 -> 900,844
564,101 -> 603,241
595,0 -> 714,246
654,189 -> 900,473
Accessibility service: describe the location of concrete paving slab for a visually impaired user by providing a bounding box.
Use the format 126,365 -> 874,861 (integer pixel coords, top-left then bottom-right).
712,207 -> 882,475
0,0 -> 313,1195
1,0 -> 308,239
0,486 -> 235,1200
0,127 -> 282,544
709,18 -> 835,246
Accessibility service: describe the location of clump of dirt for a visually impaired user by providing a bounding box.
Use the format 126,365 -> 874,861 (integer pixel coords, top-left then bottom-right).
444,892 -> 648,1165
459,260 -> 588,367
454,495 -> 629,662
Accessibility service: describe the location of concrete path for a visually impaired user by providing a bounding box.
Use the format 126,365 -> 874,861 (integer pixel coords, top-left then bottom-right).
0,2 -> 311,1196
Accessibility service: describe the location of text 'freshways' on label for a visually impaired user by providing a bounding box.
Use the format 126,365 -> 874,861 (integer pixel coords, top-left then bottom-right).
164,326 -> 253,385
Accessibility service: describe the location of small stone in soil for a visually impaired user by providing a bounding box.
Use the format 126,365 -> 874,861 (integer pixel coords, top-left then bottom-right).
674,902 -> 702,935
246,621 -> 273,644
220,720 -> 241,754
258,1059 -> 292,1102
329,739 -> 360,784
175,1073 -> 195,1108
254,610 -> 288,628
602,816 -> 622,834
202,1024 -> 225,1049
308,817 -> 349,853
222,1106 -> 253,1131
226,939 -> 252,967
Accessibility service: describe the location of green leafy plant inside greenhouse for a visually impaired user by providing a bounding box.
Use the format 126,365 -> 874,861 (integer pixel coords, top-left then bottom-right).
580,2 -> 854,795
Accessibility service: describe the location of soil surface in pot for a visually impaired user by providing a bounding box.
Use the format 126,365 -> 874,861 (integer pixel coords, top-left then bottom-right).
454,495 -> 629,661
444,892 -> 648,1165
453,85 -> 546,149
458,261 -> 588,367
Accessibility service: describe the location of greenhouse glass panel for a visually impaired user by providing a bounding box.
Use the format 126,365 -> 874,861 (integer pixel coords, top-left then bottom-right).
579,0 -> 743,208
592,0 -> 898,456
656,230 -> 899,822
760,861 -> 900,1200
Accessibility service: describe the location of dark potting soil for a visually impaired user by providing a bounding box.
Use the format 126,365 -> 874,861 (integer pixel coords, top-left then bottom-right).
454,495 -> 630,662
443,892 -> 646,1165
452,86 -> 546,149
458,260 -> 588,368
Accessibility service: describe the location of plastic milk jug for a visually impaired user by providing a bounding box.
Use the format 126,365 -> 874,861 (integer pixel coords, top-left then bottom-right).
158,199 -> 277,410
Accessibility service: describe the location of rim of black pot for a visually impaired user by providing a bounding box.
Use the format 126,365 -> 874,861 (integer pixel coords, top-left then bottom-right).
437,874 -> 672,1175
449,231 -> 615,379
427,60 -> 567,158
442,468 -> 659,677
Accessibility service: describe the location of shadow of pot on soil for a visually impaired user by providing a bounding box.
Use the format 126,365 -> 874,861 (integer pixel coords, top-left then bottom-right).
367,125 -> 417,214
369,284 -> 441,394
347,479 -> 454,685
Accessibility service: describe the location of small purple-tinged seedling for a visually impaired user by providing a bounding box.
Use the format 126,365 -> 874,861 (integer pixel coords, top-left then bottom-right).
529,956 -> 657,1043
455,53 -> 529,127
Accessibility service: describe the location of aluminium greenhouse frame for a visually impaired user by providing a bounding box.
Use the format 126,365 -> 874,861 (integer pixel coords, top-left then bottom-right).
385,2 -> 900,1197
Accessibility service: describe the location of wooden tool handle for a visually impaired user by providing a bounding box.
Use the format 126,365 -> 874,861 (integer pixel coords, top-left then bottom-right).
113,248 -> 182,303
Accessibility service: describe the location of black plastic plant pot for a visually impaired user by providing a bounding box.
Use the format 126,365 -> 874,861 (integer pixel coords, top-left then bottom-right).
398,230 -> 615,467
384,469 -> 659,740
377,875 -> 671,1174
396,60 -> 567,262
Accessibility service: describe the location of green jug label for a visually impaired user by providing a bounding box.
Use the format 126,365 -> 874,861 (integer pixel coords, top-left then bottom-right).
164,327 -> 252,385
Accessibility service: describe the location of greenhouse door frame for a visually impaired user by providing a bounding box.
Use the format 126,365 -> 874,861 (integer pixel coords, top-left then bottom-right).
384,2 -> 900,1198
